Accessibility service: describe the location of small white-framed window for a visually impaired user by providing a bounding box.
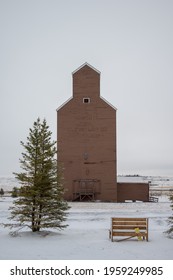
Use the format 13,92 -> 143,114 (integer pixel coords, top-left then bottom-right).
83,97 -> 90,103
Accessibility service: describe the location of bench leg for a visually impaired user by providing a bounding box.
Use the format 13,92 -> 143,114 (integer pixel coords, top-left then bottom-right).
109,230 -> 114,241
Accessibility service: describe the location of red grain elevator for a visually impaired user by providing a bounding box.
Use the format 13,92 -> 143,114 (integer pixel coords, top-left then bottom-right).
57,63 -> 117,201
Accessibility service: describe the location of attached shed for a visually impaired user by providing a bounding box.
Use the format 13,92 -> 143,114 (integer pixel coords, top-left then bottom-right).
117,182 -> 149,202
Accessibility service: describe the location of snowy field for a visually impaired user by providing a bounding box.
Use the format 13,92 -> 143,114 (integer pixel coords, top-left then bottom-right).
0,195 -> 172,260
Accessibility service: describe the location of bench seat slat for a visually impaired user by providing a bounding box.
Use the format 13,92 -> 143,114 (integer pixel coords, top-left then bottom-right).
112,232 -> 148,237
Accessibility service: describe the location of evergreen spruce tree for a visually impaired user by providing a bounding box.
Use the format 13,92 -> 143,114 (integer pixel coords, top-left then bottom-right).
11,187 -> 19,198
166,193 -> 173,238
0,188 -> 4,197
8,118 -> 69,233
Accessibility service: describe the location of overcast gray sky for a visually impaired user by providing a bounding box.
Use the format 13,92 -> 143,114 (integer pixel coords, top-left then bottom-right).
0,0 -> 173,177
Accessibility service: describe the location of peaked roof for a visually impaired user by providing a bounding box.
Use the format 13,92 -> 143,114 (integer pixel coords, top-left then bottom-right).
72,62 -> 101,75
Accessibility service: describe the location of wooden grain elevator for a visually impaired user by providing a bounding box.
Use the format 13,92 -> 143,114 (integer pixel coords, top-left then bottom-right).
57,63 -> 149,202
57,63 -> 117,201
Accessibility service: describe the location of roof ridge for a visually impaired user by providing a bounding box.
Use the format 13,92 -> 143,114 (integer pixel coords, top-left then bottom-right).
72,62 -> 101,75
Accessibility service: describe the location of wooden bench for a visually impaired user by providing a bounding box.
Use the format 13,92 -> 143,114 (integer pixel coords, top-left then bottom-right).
109,217 -> 148,242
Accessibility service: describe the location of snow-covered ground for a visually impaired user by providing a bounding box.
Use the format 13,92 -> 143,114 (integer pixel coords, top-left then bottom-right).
0,195 -> 172,260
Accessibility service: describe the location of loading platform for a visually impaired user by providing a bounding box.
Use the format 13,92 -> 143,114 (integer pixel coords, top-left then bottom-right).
72,179 -> 100,201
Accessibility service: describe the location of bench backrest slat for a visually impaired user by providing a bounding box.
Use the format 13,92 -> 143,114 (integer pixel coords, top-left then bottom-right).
112,217 -> 147,221
112,225 -> 147,230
